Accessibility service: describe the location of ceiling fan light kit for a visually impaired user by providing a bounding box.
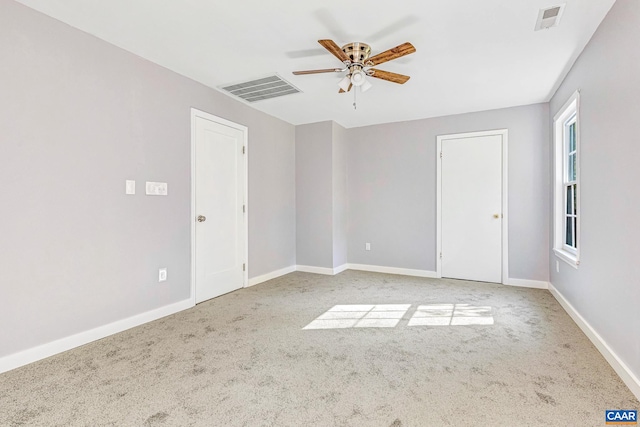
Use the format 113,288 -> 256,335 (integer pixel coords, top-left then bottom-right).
360,78 -> 372,93
292,39 -> 416,107
338,75 -> 352,92
350,69 -> 366,86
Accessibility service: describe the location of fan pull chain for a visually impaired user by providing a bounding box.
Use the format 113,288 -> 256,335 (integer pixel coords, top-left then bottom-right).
353,87 -> 357,110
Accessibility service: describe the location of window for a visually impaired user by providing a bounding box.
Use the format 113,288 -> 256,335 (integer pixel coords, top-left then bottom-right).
553,91 -> 580,267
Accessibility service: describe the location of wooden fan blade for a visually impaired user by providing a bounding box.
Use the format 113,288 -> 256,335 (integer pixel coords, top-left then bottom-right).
338,83 -> 353,93
318,39 -> 350,63
368,69 -> 410,84
293,68 -> 343,75
367,42 -> 416,66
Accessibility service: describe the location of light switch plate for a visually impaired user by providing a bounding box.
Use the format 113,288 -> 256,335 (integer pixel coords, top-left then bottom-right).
159,268 -> 167,282
365,243 -> 371,251
125,180 -> 135,195
146,182 -> 168,196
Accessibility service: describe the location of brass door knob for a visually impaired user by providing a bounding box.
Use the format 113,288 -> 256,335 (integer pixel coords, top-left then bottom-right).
493,214 -> 500,219
197,215 -> 206,222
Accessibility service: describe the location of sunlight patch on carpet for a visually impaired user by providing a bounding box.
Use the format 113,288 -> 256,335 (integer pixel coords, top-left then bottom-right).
408,304 -> 494,326
303,303 -> 493,329
303,304 -> 410,329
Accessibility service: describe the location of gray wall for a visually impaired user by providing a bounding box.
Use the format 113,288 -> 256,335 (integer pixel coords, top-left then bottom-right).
347,104 -> 550,281
549,0 -> 640,380
332,123 -> 348,268
0,0 -> 295,358
295,121 -> 349,270
295,122 -> 334,268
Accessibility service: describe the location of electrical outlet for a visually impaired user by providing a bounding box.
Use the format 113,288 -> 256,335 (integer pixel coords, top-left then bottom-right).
146,181 -> 168,196
365,243 -> 371,251
159,268 -> 167,282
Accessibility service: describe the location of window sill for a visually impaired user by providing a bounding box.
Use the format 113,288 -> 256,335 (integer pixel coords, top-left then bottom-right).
553,248 -> 579,269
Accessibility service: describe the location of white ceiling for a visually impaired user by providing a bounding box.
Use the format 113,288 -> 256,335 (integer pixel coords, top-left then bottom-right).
16,0 -> 616,128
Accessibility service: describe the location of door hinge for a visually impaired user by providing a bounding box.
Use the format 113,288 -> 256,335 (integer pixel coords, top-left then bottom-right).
440,152 -> 443,159
243,204 -> 245,213
440,252 -> 443,259
243,263 -> 246,272
242,146 -> 245,154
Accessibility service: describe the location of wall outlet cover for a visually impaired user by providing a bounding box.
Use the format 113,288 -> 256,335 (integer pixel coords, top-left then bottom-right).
146,182 -> 168,196
159,268 -> 167,282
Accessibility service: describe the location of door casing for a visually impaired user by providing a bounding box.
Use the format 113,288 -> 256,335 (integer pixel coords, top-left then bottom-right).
190,108 -> 248,304
436,129 -> 509,284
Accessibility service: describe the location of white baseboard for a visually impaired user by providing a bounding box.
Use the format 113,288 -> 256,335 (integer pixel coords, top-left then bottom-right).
333,264 -> 349,274
506,278 -> 549,289
347,263 -> 438,278
0,298 -> 193,375
295,265 -> 336,275
296,264 -> 437,278
247,265 -> 296,287
549,283 -> 640,400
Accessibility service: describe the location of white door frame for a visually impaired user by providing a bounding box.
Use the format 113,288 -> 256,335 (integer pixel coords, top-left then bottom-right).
436,129 -> 508,284
190,108 -> 249,305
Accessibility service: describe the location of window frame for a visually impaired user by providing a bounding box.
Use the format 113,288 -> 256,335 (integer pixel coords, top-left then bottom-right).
553,91 -> 581,268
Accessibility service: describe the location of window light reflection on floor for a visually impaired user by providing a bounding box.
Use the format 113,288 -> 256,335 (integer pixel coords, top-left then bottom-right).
303,304 -> 411,330
303,304 -> 493,330
407,304 -> 494,326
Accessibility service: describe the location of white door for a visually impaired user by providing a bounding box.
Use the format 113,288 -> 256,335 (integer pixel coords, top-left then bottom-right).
194,113 -> 246,303
439,132 -> 505,283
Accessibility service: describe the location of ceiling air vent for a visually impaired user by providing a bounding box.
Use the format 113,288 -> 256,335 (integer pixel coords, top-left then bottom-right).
535,4 -> 566,31
219,75 -> 301,103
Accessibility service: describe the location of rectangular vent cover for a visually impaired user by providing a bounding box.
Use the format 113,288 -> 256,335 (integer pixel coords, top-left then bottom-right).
535,4 -> 566,31
543,7 -> 561,19
220,75 -> 301,103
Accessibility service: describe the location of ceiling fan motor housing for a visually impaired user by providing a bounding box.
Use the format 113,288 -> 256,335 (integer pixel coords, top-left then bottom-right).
341,42 -> 372,65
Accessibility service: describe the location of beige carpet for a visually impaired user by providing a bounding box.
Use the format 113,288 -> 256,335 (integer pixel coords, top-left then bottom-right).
1,271 -> 637,426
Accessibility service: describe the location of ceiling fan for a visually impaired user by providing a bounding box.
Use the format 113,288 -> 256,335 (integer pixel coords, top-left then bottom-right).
292,39 -> 416,94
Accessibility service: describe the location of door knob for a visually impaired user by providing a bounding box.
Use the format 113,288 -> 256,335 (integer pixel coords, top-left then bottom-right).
493,214 -> 500,219
197,215 -> 206,222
